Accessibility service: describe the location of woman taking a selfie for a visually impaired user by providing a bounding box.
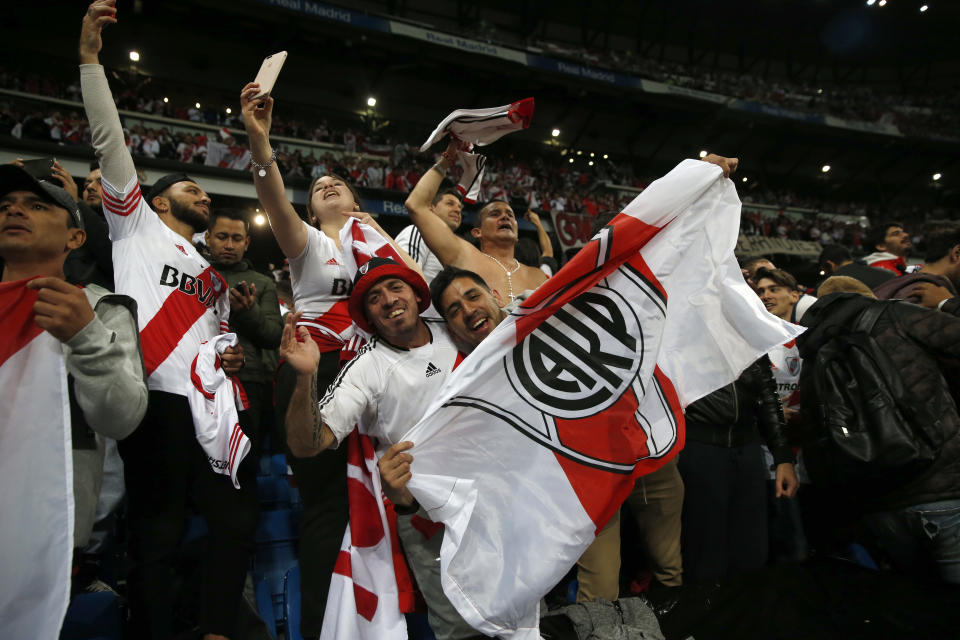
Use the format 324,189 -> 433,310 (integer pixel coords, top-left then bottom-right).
240,81 -> 418,637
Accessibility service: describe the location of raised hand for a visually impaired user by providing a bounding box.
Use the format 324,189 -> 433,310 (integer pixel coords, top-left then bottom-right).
240,83 -> 275,142
51,160 -> 79,201
279,311 -> 320,376
80,0 -> 118,65
442,137 -> 462,162
701,153 -> 739,178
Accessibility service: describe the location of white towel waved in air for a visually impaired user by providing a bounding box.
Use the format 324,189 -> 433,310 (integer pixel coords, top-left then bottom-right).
420,98 -> 534,204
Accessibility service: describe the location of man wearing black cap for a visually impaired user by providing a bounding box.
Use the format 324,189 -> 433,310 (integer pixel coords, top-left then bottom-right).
282,256 -> 480,639
79,4 -> 254,640
0,164 -> 147,591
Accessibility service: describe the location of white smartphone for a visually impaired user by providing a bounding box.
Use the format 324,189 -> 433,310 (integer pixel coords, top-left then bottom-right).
253,51 -> 288,100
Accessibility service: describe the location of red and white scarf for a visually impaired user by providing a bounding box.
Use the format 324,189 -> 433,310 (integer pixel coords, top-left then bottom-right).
320,219 -> 415,639
419,99 -> 535,204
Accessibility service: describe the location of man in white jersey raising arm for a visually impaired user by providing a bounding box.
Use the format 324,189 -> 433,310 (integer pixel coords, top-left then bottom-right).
80,4 -> 257,639
405,140 -> 548,305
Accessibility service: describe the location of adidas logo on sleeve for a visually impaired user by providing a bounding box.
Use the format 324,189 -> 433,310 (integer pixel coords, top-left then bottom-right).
425,362 -> 441,378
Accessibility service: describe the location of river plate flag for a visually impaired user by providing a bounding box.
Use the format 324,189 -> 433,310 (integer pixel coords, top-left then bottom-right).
402,159 -> 804,639
0,279 -> 74,639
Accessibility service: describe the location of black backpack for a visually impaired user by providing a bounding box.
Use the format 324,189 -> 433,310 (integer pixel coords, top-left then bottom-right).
801,301 -> 947,494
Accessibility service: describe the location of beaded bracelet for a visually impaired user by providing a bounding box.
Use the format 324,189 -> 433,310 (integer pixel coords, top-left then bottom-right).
251,149 -> 277,177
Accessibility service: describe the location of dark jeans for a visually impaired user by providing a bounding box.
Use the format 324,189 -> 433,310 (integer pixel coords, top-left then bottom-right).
767,480 -> 808,563
861,499 -> 960,585
275,352 -> 349,638
117,390 -> 260,638
678,439 -> 768,584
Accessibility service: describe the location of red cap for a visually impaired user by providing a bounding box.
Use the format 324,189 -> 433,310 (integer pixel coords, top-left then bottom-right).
348,258 -> 430,333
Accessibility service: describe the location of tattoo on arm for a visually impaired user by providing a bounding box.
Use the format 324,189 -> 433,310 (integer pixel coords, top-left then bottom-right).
309,371 -> 322,449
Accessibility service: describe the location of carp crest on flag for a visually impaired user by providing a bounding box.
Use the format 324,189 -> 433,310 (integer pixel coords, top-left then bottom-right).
401,159 -> 804,639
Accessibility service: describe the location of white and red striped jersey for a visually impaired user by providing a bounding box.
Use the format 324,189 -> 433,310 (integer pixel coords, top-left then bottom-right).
101,175 -> 230,396
289,224 -> 356,351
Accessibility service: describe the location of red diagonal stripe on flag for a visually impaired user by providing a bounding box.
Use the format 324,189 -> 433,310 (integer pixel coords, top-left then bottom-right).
332,549 -> 380,622
346,431 -> 386,548
512,215 -> 663,343
0,279 -> 43,369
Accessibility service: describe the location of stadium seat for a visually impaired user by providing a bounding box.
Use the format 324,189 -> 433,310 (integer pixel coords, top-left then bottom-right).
258,454 -> 273,477
252,508 -> 301,626
270,453 -> 288,478
256,475 -> 292,508
254,576 -> 278,640
283,564 -> 304,640
59,592 -> 121,640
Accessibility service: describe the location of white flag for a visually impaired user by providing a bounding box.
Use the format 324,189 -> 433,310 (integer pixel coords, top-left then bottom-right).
402,160 -> 804,638
0,279 -> 74,639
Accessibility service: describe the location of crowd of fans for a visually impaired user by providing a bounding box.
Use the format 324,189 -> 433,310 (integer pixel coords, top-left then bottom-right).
5,66 -> 949,261
4,4 -> 960,640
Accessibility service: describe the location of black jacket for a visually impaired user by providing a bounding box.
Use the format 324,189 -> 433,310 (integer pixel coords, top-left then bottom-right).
833,262 -> 895,290
684,355 -> 794,465
64,202 -> 114,290
798,293 -> 960,510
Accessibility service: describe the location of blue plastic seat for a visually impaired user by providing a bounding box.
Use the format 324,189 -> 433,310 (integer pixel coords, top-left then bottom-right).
255,508 -> 299,545
59,592 -> 121,640
270,453 -> 288,478
258,454 -> 273,477
255,576 -> 278,639
257,475 -> 292,508
253,509 -> 301,626
283,564 -> 305,640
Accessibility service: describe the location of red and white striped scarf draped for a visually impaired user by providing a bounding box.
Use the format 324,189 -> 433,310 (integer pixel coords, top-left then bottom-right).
320,219 -> 414,639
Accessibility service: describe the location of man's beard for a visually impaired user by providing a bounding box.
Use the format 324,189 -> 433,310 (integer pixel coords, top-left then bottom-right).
169,197 -> 207,232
